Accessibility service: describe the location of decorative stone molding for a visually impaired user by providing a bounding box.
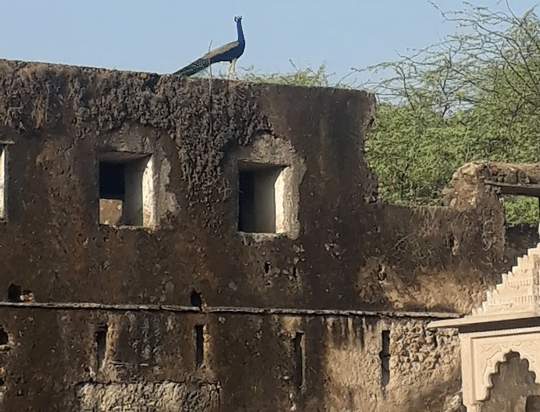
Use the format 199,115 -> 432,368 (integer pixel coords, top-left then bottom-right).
430,244 -> 540,411
471,244 -> 540,317
459,328 -> 540,410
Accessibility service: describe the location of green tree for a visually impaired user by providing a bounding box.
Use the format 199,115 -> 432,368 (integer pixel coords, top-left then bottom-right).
356,3 -> 540,224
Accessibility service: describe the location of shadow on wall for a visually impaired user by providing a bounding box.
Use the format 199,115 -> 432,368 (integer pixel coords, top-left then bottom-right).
404,373 -> 464,412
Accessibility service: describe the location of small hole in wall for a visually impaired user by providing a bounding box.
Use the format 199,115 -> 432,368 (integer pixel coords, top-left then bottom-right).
445,233 -> 455,250
264,262 -> 271,274
95,324 -> 108,370
195,325 -> 205,368
190,290 -> 203,309
0,328 -> 8,345
377,265 -> 387,281
7,284 -> 21,302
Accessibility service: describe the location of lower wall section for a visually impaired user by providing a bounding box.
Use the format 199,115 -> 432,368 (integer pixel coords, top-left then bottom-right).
0,306 -> 461,412
77,382 -> 219,412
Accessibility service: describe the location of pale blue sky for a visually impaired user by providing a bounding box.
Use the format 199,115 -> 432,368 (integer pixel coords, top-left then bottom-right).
0,1 -> 538,83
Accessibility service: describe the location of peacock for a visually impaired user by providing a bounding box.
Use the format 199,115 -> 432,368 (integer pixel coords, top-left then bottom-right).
174,16 -> 245,78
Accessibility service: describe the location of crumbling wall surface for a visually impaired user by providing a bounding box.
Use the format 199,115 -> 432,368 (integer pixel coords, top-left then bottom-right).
321,317 -> 461,412
0,59 -> 522,315
359,203 -> 507,315
0,308 -> 219,411
0,60 -> 533,411
0,59 -> 378,311
77,382 -> 220,412
0,307 -> 461,412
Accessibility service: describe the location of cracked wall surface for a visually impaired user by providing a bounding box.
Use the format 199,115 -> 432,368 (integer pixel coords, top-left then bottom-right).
0,59 -> 535,411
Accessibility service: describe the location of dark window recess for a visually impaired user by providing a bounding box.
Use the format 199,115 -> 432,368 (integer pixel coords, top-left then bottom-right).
95,324 -> 108,369
99,162 -> 125,200
0,328 -> 8,345
238,166 -> 283,233
293,332 -> 304,388
7,284 -> 21,302
195,325 -> 204,367
238,170 -> 256,232
380,330 -> 390,387
190,290 -> 203,309
98,155 -> 151,227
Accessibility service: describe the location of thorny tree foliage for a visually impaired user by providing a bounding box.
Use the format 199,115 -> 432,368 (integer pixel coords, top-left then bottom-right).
355,2 -> 540,225
242,61 -> 332,87
356,2 -> 540,117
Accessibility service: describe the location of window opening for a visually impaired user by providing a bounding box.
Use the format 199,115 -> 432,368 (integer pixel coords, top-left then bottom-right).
98,153 -> 154,228
190,290 -> 203,309
7,284 -> 20,302
500,195 -> 539,228
0,328 -> 8,346
195,324 -> 204,367
95,324 -> 108,370
380,330 -> 390,387
238,163 -> 287,234
293,332 -> 304,389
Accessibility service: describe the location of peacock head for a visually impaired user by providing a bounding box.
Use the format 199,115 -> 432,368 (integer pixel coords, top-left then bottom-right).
235,16 -> 242,23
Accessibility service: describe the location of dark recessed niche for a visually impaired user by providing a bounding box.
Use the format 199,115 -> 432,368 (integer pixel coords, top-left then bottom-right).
238,165 -> 285,234
293,332 -> 304,389
99,162 -> 125,200
95,324 -> 108,370
380,330 -> 390,388
0,328 -> 8,346
98,153 -> 153,227
195,325 -> 204,368
7,284 -> 21,303
190,290 -> 203,309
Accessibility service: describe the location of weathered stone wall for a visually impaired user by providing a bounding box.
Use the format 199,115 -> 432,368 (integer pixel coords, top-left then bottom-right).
0,307 -> 461,412
0,59 -> 534,411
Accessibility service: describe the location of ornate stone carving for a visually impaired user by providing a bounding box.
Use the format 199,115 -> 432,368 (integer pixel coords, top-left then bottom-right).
430,244 -> 540,411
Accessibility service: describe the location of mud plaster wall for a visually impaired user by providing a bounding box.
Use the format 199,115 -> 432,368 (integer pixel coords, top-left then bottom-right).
0,308 -> 461,412
0,59 -> 527,315
0,60 -> 535,411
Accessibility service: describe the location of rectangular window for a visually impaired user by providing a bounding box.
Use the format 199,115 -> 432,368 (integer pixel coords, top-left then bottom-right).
293,332 -> 304,389
380,330 -> 390,387
195,324 -> 204,368
95,324 -> 108,371
0,146 -> 5,220
98,152 -> 154,228
238,163 -> 288,234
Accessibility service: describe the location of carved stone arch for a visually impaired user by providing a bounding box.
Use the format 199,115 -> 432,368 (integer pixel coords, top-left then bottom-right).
481,345 -> 540,401
481,351 -> 540,412
429,241 -> 540,412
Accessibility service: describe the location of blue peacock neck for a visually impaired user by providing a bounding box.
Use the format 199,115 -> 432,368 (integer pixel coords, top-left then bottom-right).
237,20 -> 245,45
